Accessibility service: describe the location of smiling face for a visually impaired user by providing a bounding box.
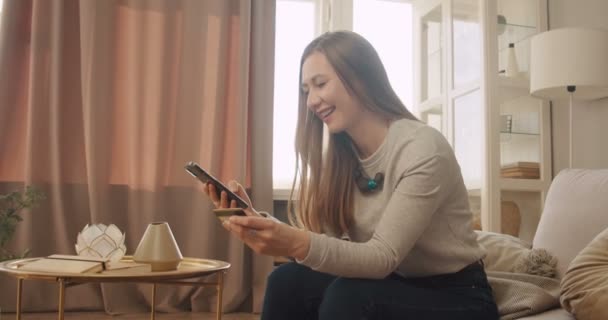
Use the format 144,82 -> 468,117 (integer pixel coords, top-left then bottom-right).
300,52 -> 368,134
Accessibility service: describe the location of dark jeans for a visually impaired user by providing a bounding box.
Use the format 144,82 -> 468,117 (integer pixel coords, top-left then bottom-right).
261,261 -> 499,320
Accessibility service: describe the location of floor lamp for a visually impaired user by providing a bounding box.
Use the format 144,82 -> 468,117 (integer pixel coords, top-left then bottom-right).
530,27 -> 608,168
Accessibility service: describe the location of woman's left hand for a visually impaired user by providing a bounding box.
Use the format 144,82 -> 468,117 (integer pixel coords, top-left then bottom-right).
222,216 -> 310,260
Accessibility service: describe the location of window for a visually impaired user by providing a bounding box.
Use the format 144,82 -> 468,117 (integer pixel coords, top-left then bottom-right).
273,0 -> 413,199
353,0 -> 413,112
273,0 -> 316,197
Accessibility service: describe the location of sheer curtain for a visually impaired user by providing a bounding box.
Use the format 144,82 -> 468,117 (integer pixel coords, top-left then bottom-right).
0,0 -> 274,314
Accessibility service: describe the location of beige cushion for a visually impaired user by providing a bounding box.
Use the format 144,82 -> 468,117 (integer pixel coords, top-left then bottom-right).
517,308 -> 574,320
560,227 -> 608,320
476,230 -> 531,272
533,169 -> 608,278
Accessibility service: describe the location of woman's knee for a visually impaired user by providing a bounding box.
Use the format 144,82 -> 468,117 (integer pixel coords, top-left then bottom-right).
266,262 -> 304,296
319,278 -> 375,318
264,262 -> 335,315
266,262 -> 333,297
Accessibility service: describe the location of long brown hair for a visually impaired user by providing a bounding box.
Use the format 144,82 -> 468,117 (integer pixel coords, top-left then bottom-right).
288,31 -> 417,235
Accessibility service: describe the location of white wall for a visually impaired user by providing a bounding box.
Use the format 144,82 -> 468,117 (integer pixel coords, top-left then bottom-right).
548,0 -> 608,173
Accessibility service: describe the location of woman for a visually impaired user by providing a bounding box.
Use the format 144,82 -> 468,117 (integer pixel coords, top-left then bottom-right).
203,31 -> 499,320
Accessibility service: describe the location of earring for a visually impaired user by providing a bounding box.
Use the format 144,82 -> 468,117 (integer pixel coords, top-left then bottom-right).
354,167 -> 384,194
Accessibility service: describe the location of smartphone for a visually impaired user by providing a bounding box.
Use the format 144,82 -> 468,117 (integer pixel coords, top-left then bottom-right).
213,208 -> 247,222
184,161 -> 249,209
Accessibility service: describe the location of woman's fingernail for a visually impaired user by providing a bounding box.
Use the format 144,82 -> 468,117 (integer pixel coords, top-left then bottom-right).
229,181 -> 238,192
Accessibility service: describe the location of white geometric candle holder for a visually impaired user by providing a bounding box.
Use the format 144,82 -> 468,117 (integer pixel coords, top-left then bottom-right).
75,223 -> 126,262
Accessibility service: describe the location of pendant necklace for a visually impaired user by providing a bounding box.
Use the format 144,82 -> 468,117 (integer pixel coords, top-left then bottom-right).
354,166 -> 384,194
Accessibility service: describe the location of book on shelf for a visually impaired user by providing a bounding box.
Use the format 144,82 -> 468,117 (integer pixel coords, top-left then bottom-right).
500,161 -> 540,179
500,168 -> 540,173
19,255 -> 107,274
501,161 -> 540,169
501,172 -> 540,179
501,169 -> 540,178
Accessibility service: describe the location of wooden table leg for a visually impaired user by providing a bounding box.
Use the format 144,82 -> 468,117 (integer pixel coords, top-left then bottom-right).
150,283 -> 156,320
16,278 -> 23,320
58,279 -> 65,320
216,272 -> 224,320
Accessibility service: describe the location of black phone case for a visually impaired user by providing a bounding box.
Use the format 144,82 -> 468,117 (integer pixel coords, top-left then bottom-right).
185,161 -> 249,209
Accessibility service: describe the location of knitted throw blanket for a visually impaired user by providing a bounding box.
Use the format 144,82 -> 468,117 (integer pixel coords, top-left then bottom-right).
488,271 -> 561,319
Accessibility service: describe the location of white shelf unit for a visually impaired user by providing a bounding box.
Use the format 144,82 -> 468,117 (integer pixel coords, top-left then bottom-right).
414,0 -> 551,240
487,0 -> 551,241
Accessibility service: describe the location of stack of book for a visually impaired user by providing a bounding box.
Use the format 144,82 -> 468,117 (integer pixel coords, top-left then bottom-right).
19,255 -> 107,273
18,254 -> 149,274
501,161 -> 540,179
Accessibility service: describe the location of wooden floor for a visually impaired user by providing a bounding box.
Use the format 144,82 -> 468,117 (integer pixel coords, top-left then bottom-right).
2,312 -> 259,320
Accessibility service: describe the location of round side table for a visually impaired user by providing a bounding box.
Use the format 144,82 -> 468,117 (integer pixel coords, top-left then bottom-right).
0,256 -> 230,320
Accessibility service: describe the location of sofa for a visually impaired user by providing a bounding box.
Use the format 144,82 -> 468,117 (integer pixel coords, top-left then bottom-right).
484,169 -> 608,319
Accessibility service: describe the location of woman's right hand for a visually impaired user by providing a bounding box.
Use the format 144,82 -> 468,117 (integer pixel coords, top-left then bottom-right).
201,180 -> 259,217
202,181 -> 305,258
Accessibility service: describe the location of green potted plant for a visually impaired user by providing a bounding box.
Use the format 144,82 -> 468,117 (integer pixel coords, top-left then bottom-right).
0,186 -> 45,261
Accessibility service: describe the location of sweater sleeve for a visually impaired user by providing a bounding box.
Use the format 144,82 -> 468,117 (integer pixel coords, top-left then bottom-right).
297,154 -> 453,278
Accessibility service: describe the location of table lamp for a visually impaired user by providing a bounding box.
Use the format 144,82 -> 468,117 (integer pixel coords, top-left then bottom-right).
530,27 -> 608,168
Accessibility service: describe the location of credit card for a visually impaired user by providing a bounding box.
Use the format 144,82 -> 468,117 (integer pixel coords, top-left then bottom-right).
213,208 -> 247,222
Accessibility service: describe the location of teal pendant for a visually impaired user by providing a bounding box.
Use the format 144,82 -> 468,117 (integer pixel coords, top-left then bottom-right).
354,167 -> 384,194
367,179 -> 378,190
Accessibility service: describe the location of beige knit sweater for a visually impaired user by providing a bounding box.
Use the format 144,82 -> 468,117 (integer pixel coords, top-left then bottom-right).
298,118 -> 485,278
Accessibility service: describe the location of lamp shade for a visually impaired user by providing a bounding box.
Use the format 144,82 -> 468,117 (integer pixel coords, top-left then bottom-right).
530,27 -> 608,100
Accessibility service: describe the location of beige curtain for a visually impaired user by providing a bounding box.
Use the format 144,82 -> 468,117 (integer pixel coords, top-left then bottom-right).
0,0 -> 274,314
